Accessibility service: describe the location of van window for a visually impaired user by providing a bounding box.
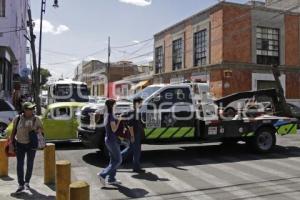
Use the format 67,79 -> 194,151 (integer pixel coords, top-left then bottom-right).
0,100 -> 13,111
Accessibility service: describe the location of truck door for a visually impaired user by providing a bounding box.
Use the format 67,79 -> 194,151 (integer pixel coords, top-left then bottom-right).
144,87 -> 195,140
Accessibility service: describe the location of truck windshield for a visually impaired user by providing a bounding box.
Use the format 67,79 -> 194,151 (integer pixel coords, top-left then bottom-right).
129,86 -> 161,100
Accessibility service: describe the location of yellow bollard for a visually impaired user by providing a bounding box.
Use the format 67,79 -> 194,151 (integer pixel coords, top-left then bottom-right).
56,160 -> 71,200
44,143 -> 56,185
0,139 -> 8,177
70,181 -> 90,200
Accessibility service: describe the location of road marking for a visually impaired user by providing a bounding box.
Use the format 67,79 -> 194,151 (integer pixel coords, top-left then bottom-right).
197,158 -> 300,200
145,164 -> 214,200
173,160 -> 266,200
222,156 -> 300,200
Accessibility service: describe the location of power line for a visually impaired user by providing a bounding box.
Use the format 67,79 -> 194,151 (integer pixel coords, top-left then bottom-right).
111,38 -> 153,49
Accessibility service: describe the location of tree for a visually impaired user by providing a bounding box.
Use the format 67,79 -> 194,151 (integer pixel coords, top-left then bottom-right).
40,68 -> 51,86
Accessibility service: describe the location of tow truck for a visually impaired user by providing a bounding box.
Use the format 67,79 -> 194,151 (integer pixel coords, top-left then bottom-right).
78,66 -> 298,154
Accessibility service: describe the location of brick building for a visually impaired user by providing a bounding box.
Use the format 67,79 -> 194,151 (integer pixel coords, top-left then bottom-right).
80,60 -> 139,96
153,1 -> 300,105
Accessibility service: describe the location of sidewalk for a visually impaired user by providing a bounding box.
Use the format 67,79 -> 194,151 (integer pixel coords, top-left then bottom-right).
0,174 -> 55,200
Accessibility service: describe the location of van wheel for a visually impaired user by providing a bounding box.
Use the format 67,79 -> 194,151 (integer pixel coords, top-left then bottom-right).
251,127 -> 276,153
0,123 -> 7,138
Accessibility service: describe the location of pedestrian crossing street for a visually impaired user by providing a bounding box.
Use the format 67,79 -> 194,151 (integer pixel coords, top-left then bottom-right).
70,145 -> 300,200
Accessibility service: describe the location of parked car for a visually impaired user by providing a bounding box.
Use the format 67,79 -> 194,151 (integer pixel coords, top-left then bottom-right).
0,99 -> 18,137
4,102 -> 87,141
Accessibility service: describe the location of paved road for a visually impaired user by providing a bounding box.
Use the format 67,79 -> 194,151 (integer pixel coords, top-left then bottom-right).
2,133 -> 300,200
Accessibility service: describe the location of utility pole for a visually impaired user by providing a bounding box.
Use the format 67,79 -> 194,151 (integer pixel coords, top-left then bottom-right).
36,0 -> 47,115
27,7 -> 39,112
107,36 -> 111,98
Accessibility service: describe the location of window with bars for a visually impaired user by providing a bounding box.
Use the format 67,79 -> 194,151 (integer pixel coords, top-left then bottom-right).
155,46 -> 163,74
194,29 -> 207,66
172,38 -> 183,71
0,0 -> 5,17
256,26 -> 280,65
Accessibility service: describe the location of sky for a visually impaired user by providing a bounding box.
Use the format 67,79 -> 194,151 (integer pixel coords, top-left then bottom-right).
30,0 -> 247,80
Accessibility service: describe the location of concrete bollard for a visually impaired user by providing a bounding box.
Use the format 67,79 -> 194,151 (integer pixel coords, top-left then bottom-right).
44,143 -> 56,185
56,160 -> 71,200
0,139 -> 8,177
69,181 -> 90,200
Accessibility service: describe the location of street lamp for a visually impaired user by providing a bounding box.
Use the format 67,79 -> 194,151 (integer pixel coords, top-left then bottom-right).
53,0 -> 59,8
36,0 -> 59,115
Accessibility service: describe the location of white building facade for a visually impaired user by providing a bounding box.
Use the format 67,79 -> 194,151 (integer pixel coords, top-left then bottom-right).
0,0 -> 28,99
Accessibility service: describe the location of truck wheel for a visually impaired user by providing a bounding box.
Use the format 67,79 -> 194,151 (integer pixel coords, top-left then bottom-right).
251,127 -> 276,153
224,107 -> 236,118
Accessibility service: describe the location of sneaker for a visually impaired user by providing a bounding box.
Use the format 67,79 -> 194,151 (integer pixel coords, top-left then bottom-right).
15,185 -> 25,194
107,179 -> 122,185
97,173 -> 106,186
24,183 -> 30,190
133,169 -> 146,173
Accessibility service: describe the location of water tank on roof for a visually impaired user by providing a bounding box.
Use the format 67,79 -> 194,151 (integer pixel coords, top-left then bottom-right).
246,0 -> 265,6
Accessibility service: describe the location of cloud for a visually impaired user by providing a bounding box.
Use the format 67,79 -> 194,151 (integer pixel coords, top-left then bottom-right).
119,0 -> 152,7
132,40 -> 140,44
34,19 -> 70,35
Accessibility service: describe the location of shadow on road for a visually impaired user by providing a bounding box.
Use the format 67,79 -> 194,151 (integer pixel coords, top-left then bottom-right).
131,172 -> 169,182
102,184 -> 149,198
10,188 -> 55,200
0,176 -> 14,181
82,143 -> 300,169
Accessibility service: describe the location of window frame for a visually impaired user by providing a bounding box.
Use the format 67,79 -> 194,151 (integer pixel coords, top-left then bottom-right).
172,38 -> 183,71
256,26 -> 280,65
155,46 -> 164,74
194,29 -> 207,67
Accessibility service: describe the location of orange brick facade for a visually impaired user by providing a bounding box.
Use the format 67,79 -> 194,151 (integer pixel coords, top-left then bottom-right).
285,14 -> 300,66
154,2 -> 300,102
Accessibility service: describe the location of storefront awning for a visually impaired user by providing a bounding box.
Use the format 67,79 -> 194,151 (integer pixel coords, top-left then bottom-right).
130,80 -> 149,91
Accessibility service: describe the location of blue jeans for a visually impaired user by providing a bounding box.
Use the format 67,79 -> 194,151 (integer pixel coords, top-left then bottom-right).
16,142 -> 36,186
121,132 -> 142,170
100,138 -> 122,182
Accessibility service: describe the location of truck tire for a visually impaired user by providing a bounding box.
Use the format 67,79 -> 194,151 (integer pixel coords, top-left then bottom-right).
251,127 -> 276,153
224,107 -> 236,118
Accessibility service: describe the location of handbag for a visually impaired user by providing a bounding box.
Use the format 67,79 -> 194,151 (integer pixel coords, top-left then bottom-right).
29,117 -> 46,150
29,131 -> 46,150
115,121 -> 131,139
6,115 -> 21,156
5,139 -> 16,157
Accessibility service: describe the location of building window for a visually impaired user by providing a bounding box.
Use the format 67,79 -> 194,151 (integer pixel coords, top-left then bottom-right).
172,38 -> 183,71
0,0 -> 5,17
155,46 -> 163,74
256,26 -> 280,65
194,29 -> 207,66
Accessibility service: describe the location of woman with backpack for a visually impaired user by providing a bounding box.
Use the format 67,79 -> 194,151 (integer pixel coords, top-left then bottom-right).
10,102 -> 43,193
98,99 -> 124,186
